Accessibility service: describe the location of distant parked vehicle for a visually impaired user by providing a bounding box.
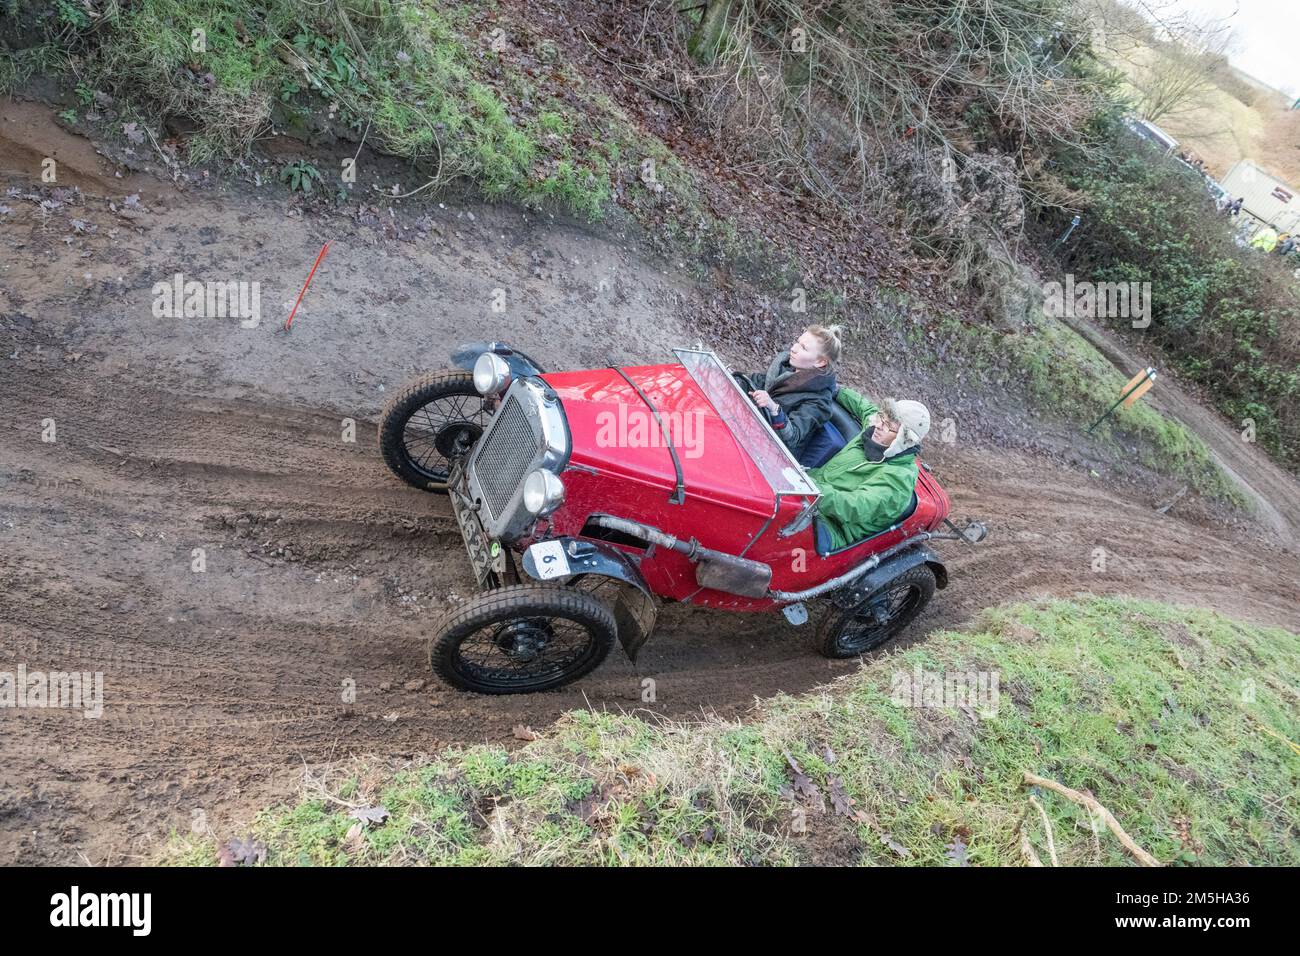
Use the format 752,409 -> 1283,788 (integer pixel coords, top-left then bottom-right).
1220,160 -> 1300,235
1123,115 -> 1178,157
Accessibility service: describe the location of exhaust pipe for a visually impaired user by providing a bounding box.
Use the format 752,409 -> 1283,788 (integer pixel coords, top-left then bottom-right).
589,515 -> 983,603
766,534 -> 932,602
588,514 -> 773,598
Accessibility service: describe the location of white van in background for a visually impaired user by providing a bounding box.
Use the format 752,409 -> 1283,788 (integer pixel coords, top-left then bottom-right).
1220,160 -> 1300,235
1122,115 -> 1179,157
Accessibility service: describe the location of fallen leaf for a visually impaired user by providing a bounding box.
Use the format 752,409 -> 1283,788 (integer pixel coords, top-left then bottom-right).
880,833 -> 911,858
828,775 -> 856,817
785,752 -> 822,804
568,791 -> 602,824
349,805 -> 389,826
946,837 -> 969,866
217,834 -> 266,867
344,821 -> 365,851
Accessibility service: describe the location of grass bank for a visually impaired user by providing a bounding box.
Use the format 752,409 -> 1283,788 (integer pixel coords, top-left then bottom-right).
2,2 -> 1253,505
3,0 -> 700,220
164,596 -> 1298,866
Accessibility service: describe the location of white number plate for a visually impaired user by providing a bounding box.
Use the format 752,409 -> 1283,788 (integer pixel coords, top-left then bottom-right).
528,540 -> 571,580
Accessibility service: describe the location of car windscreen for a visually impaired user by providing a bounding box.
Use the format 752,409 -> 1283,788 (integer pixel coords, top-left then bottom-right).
674,348 -> 819,499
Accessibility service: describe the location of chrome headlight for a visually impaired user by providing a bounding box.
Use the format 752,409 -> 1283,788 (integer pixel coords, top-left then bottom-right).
473,353 -> 511,396
522,469 -> 565,516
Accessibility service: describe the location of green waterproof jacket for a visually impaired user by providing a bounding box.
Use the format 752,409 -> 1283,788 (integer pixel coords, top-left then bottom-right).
806,388 -> 919,550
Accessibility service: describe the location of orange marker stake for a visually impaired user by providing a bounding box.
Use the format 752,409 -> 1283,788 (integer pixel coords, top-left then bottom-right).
1121,374 -> 1156,408
1087,367 -> 1156,433
284,241 -> 330,331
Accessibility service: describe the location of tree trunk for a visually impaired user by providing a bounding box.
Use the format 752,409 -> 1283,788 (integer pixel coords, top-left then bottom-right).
688,0 -> 735,63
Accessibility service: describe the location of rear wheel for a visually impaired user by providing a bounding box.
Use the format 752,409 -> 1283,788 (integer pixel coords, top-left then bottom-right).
378,370 -> 490,492
431,584 -> 617,694
817,564 -> 935,658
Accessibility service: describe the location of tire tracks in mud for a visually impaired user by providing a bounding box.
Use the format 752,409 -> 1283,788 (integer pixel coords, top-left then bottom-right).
4,353 -> 1297,864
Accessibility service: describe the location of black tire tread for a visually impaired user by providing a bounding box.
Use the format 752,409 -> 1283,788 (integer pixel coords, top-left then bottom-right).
816,563 -> 936,659
377,369 -> 479,492
430,584 -> 617,694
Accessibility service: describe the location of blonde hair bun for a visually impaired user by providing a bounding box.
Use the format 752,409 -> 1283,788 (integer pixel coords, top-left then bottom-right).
804,323 -> 843,365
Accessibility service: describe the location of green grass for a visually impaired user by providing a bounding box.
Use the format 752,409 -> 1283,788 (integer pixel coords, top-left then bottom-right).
161,597 -> 1298,866
20,0 -> 682,221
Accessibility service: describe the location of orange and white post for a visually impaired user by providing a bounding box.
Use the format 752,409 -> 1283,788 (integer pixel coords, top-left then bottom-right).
1087,367 -> 1156,433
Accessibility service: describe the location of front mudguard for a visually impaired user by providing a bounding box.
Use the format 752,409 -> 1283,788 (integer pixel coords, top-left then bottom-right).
522,538 -> 659,661
831,544 -> 948,609
451,341 -> 546,380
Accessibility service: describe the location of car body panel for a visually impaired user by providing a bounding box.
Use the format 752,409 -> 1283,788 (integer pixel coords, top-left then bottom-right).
541,365 -> 779,518
521,360 -> 952,611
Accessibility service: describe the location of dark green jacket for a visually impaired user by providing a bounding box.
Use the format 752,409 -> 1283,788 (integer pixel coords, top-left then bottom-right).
807,388 -> 919,550
738,355 -> 837,457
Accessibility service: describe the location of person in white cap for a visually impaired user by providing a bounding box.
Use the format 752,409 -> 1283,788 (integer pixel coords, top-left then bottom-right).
806,389 -> 931,552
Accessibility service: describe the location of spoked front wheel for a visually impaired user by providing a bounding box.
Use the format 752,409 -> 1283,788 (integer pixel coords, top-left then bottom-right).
430,585 -> 617,694
817,564 -> 935,658
378,370 -> 491,492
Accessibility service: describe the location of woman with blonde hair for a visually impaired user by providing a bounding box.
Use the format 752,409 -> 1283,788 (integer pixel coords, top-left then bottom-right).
738,324 -> 842,466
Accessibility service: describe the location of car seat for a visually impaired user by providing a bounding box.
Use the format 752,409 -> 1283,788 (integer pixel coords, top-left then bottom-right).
800,400 -> 863,468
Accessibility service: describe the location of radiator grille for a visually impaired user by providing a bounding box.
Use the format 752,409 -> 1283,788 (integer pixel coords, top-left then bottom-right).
474,394 -> 538,521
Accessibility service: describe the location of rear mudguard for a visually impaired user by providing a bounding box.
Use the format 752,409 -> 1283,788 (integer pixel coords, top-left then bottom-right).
522,538 -> 659,661
831,545 -> 948,608
451,341 -> 546,380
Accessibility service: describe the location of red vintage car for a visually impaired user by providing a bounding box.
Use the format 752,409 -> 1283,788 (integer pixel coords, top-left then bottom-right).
379,343 -> 985,693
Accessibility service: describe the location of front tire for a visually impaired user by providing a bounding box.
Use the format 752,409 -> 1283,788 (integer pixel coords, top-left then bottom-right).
817,564 -> 935,658
378,370 -> 490,492
431,584 -> 617,694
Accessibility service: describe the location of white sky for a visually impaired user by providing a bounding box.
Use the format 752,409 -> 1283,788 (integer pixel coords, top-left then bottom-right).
1127,0 -> 1300,98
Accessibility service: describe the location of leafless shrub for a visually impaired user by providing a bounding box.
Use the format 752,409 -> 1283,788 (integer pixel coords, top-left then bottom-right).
879,142 -> 1037,325
663,0 -> 1107,321
680,0 -> 1104,206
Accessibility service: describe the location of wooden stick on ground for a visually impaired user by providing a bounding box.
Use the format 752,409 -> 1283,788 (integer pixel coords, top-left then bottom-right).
1023,772 -> 1162,867
1155,485 -> 1189,515
1028,794 -> 1060,866
1019,826 -> 1045,867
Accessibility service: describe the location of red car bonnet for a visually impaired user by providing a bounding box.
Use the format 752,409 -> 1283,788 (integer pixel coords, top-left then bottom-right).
541,364 -> 779,518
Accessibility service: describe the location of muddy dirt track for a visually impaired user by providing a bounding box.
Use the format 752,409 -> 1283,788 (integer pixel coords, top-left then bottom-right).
2,101 -> 1298,864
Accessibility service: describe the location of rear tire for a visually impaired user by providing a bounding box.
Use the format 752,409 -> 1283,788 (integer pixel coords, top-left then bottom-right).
817,564 -> 935,658
378,370 -> 489,492
431,584 -> 617,694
